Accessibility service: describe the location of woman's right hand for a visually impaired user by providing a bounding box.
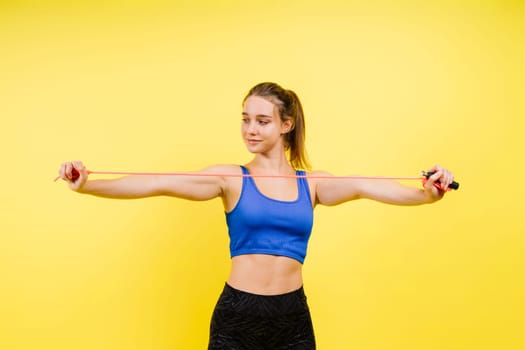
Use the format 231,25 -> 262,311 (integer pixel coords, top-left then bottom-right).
58,161 -> 89,191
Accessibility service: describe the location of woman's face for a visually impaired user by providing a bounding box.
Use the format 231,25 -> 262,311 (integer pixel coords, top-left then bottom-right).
241,95 -> 292,154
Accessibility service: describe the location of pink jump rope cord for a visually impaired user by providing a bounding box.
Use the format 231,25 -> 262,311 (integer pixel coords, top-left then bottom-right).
53,169 -> 426,181
54,169 -> 458,190
55,169 -> 425,181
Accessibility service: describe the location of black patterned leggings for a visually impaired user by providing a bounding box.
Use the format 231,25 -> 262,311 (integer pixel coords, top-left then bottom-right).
208,283 -> 316,350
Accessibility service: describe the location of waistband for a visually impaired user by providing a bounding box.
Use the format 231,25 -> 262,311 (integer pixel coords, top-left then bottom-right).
220,283 -> 309,317
224,282 -> 305,298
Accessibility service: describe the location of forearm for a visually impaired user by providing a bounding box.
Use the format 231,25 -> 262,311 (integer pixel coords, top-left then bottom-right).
60,162 -> 226,200
76,176 -> 160,199
315,169 -> 449,206
365,181 -> 440,205
316,177 -> 438,206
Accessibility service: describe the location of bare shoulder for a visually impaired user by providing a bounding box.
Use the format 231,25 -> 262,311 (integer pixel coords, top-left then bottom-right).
306,170 -> 334,184
203,164 -> 243,207
304,170 -> 334,204
200,164 -> 242,175
202,164 -> 243,193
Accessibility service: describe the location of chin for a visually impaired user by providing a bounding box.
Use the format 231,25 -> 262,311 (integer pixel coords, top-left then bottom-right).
245,146 -> 259,154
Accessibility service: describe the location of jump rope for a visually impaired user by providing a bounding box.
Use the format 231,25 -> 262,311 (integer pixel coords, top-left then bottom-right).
54,169 -> 459,191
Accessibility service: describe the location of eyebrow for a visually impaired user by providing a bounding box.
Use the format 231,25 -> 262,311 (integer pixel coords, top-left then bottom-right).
242,112 -> 273,119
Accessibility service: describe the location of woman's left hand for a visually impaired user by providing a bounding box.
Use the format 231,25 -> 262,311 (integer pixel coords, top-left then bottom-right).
423,165 -> 455,199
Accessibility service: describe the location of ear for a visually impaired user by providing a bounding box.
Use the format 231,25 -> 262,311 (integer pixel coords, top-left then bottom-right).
281,119 -> 294,134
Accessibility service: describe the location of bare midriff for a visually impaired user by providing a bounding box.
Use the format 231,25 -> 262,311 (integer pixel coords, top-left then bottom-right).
227,254 -> 303,295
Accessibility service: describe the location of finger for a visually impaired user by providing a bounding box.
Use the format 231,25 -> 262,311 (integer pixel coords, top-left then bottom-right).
59,163 -> 66,180
427,165 -> 451,190
428,169 -> 447,191
430,164 -> 441,173
429,169 -> 443,183
443,170 -> 454,190
443,171 -> 453,190
437,169 -> 448,190
65,162 -> 73,181
72,160 -> 83,170
424,169 -> 441,190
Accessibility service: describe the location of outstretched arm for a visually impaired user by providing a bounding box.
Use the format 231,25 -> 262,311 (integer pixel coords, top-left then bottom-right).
314,165 -> 454,206
58,161 -> 231,200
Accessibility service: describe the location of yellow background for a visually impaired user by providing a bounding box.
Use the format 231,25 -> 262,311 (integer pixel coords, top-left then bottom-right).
1,1 -> 524,349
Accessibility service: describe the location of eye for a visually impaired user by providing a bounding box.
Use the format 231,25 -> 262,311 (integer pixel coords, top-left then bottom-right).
257,120 -> 269,125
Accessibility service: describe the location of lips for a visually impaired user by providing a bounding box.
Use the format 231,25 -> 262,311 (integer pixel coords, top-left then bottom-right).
247,139 -> 262,144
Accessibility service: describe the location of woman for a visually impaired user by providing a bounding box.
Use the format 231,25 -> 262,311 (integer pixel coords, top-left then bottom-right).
58,82 -> 454,349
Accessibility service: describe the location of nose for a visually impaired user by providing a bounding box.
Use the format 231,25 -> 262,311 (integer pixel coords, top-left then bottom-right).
245,120 -> 257,134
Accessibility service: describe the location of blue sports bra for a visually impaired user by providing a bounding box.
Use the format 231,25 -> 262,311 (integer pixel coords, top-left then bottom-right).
225,165 -> 314,264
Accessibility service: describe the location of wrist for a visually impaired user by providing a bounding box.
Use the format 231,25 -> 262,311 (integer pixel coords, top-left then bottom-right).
426,187 -> 444,203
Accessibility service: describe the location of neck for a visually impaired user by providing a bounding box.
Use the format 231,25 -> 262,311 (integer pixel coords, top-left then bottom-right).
247,153 -> 294,174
